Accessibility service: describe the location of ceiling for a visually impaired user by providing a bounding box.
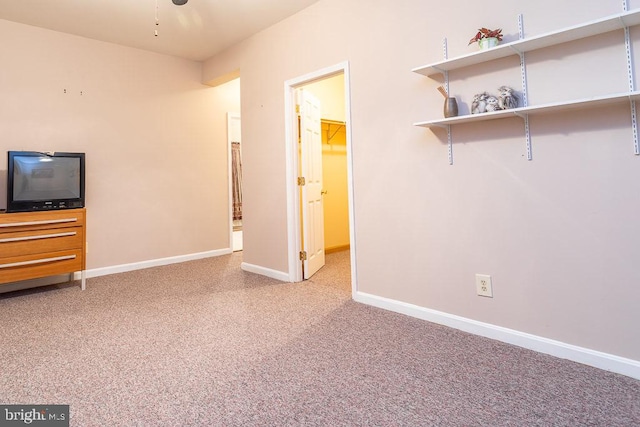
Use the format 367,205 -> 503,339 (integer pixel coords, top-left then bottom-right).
0,0 -> 321,61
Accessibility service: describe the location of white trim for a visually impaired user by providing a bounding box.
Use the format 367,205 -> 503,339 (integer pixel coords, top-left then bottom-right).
284,61 -> 358,294
241,262 -> 289,282
284,81 -> 300,282
354,291 -> 640,380
343,65 -> 358,297
84,249 -> 232,278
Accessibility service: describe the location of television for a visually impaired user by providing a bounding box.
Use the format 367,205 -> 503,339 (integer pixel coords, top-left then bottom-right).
6,151 -> 85,213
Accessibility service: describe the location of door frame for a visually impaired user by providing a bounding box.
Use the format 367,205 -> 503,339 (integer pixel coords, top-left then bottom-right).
283,61 -> 357,295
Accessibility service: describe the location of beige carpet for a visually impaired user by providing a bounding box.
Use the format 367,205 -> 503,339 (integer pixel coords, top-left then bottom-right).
1,250 -> 638,426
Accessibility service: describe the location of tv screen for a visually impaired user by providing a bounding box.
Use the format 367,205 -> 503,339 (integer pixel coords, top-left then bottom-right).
7,151 -> 85,212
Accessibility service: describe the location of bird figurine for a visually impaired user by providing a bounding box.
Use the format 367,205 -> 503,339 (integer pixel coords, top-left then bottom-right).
485,95 -> 501,112
497,86 -> 518,110
471,92 -> 490,114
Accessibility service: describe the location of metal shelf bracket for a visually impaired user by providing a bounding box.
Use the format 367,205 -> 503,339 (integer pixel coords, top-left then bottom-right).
443,38 -> 450,96
447,125 -> 453,165
623,0 -> 639,154
518,14 -> 532,160
443,37 -> 454,165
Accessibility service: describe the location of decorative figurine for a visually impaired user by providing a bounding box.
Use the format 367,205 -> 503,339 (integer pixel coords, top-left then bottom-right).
485,95 -> 501,112
471,92 -> 490,114
497,86 -> 518,110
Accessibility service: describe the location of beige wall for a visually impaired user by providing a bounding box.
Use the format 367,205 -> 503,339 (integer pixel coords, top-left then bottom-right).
0,19 -> 238,269
203,0 -> 640,361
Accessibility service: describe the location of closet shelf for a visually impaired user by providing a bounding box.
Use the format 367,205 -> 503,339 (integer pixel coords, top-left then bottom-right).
412,8 -> 640,77
321,119 -> 346,144
414,91 -> 640,128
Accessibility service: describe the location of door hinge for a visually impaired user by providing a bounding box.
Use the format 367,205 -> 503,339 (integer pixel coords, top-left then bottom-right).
299,251 -> 307,261
296,104 -> 300,114
297,177 -> 306,186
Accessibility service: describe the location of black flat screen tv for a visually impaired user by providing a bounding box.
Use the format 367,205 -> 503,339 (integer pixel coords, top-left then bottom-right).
6,151 -> 85,213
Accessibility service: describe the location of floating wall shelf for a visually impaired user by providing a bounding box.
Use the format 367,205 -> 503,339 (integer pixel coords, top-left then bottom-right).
414,92 -> 640,128
412,9 -> 640,77
413,7 -> 640,164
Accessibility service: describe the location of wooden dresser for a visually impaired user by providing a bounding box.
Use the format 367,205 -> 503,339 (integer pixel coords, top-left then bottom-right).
0,208 -> 86,290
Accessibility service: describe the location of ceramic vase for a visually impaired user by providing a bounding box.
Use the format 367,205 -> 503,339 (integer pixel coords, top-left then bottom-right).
444,97 -> 458,118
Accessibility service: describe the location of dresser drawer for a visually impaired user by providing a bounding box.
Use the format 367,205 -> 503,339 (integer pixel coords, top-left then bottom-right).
0,249 -> 84,284
0,210 -> 85,233
0,208 -> 86,289
0,227 -> 84,258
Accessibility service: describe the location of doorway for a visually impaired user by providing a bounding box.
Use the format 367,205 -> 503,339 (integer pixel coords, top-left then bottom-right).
228,112 -> 243,252
284,61 -> 357,295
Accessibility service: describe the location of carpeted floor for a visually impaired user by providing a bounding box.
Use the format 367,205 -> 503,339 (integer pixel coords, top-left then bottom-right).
1,250 -> 638,426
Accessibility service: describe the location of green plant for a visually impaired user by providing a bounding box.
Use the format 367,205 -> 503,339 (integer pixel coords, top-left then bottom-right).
468,28 -> 503,45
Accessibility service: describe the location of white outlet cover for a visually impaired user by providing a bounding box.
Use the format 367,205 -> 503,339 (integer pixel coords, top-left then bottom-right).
476,274 -> 493,297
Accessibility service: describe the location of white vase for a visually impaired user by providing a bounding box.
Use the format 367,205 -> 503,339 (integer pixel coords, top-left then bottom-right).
478,37 -> 499,50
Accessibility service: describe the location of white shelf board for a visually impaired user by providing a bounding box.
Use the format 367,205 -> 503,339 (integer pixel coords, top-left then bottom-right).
412,8 -> 640,77
414,92 -> 640,128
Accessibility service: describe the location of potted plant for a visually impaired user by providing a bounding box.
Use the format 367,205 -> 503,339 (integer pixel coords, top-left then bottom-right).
469,27 -> 503,50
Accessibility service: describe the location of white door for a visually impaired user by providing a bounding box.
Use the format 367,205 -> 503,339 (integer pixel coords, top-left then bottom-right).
299,89 -> 325,279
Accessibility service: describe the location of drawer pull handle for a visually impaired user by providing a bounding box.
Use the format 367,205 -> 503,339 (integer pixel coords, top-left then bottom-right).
0,218 -> 78,228
0,255 -> 77,269
0,231 -> 77,243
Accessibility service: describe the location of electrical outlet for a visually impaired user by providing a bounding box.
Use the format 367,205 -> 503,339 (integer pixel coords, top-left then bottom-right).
476,274 -> 493,297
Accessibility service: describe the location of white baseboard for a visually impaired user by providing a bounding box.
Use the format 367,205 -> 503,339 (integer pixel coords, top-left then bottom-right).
5,249 -> 233,292
85,248 -> 232,278
354,291 -> 640,380
241,262 -> 289,282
